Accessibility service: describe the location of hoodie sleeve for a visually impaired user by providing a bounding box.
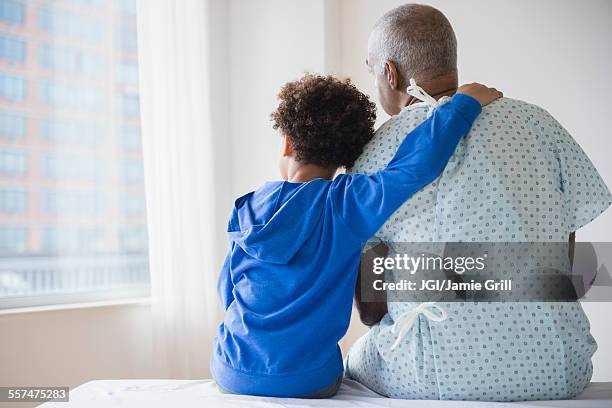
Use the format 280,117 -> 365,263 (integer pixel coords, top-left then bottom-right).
331,93 -> 481,241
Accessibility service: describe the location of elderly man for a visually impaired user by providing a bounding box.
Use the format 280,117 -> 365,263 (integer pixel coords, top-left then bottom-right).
346,4 -> 611,402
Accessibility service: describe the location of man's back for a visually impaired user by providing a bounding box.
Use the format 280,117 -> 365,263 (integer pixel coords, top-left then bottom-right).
347,97 -> 611,401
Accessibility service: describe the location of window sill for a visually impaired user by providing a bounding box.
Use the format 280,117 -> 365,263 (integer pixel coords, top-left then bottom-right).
0,296 -> 151,316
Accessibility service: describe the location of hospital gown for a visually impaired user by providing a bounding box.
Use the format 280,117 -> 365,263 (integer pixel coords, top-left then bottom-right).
345,97 -> 612,401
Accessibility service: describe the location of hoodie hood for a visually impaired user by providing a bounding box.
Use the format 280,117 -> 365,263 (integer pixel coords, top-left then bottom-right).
227,179 -> 330,264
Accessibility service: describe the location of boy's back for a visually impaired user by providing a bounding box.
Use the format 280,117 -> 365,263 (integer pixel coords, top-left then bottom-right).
213,179 -> 361,396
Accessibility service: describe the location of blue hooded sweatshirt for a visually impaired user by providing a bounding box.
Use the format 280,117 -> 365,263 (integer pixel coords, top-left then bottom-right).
211,94 -> 482,397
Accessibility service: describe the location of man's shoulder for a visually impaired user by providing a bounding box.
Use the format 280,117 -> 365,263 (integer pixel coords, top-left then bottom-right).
478,97 -> 568,143
480,97 -> 553,121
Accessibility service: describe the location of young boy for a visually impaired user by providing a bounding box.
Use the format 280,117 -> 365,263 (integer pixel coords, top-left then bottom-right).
211,74 -> 500,398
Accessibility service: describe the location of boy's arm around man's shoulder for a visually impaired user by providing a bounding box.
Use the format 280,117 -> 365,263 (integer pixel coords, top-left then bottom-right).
330,93 -> 482,242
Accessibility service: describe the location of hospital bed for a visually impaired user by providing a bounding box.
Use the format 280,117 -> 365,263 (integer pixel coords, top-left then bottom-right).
40,378 -> 612,408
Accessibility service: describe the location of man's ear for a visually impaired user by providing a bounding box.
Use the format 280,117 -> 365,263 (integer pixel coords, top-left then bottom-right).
282,135 -> 294,157
384,60 -> 401,90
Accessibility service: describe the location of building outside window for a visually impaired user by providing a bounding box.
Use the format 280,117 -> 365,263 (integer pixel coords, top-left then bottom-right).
0,0 -> 148,309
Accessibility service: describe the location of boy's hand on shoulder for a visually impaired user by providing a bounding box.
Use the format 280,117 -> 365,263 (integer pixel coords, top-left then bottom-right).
457,83 -> 503,106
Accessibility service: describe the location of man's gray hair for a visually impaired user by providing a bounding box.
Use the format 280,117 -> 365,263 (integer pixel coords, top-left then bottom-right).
370,4 -> 457,85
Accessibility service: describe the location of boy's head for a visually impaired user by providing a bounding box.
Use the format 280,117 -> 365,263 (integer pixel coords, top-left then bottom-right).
271,74 -> 376,180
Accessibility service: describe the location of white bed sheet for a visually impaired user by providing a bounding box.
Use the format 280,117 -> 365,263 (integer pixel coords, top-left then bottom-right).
40,379 -> 612,408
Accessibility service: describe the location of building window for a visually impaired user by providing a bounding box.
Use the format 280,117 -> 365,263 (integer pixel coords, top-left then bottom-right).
0,0 -> 24,25
122,193 -> 145,215
41,225 -> 106,254
122,126 -> 141,151
39,80 -> 102,111
120,225 -> 147,253
117,0 -> 136,16
42,190 -> 104,215
116,61 -> 138,83
41,152 -> 103,182
39,44 -> 104,78
38,6 -> 104,43
0,35 -> 25,63
0,225 -> 26,255
40,119 -> 102,146
0,149 -> 26,176
0,188 -> 26,213
120,27 -> 137,52
0,110 -> 26,139
121,93 -> 140,117
0,73 -> 25,101
122,159 -> 144,184
71,0 -> 104,7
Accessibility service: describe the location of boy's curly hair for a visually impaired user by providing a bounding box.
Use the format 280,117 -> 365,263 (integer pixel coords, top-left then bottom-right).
271,74 -> 376,169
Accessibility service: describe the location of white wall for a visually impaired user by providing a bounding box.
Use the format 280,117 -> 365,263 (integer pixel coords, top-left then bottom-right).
0,304 -> 156,408
228,0 -> 341,197
337,0 -> 612,381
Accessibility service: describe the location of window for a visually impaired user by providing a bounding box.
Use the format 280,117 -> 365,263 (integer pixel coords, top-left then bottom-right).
121,93 -> 140,117
119,225 -> 147,253
0,35 -> 25,63
42,190 -> 104,215
0,0 -> 148,309
71,0 -> 104,6
0,73 -> 25,101
39,80 -> 103,111
117,0 -> 136,16
38,6 -> 104,43
0,149 -> 26,176
0,111 -> 26,139
122,159 -> 144,184
119,27 -> 137,52
122,126 -> 141,151
0,0 -> 24,25
0,188 -> 26,213
122,192 -> 145,215
39,44 -> 104,78
40,119 -> 102,146
41,152 -> 103,181
0,225 -> 26,255
41,225 -> 104,254
117,61 -> 138,83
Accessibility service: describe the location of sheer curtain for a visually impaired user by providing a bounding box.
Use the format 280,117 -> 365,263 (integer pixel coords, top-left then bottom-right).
137,0 -> 230,378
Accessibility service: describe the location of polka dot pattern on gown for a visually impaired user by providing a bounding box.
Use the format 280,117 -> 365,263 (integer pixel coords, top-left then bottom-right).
345,97 -> 611,401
